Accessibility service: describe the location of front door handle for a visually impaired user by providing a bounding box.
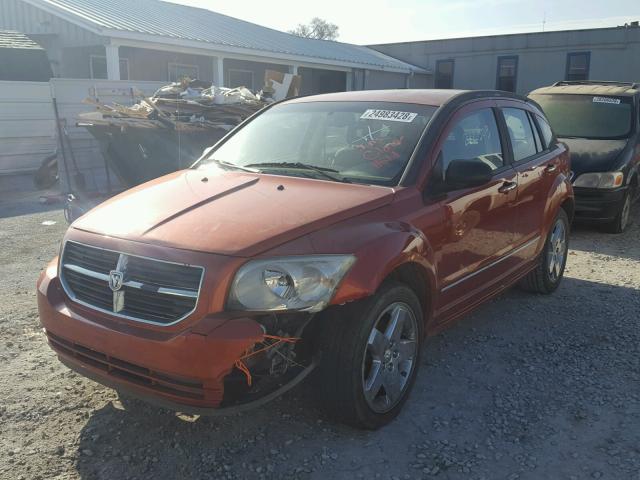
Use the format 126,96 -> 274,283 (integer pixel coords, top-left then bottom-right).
498,181 -> 517,194
545,164 -> 558,173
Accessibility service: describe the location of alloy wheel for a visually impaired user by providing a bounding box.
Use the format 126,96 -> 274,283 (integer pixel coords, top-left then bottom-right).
547,219 -> 567,282
361,302 -> 418,413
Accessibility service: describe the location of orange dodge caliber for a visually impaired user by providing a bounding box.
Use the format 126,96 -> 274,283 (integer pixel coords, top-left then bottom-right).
38,90 -> 574,429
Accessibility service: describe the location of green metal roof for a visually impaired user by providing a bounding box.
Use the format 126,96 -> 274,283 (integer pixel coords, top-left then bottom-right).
27,0 -> 426,73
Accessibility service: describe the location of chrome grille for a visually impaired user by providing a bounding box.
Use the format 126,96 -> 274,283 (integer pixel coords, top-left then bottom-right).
60,241 -> 204,326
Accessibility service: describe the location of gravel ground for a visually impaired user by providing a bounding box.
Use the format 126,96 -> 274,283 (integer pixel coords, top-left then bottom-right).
1,195 -> 639,480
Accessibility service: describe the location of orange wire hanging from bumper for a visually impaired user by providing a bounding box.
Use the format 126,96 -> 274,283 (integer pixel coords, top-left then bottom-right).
234,334 -> 300,386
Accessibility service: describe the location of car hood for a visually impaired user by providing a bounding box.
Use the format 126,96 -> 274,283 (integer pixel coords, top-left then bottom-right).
72,169 -> 395,257
561,137 -> 629,176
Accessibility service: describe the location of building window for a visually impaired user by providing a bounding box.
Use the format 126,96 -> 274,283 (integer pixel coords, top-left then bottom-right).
228,69 -> 254,89
90,55 -> 129,80
435,59 -> 454,89
566,52 -> 590,81
168,63 -> 199,82
496,56 -> 518,92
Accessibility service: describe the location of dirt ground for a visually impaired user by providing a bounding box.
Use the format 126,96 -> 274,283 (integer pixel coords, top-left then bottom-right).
1,193 -> 639,480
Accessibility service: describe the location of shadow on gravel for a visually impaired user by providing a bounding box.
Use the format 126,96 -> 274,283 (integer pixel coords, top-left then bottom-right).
72,275 -> 639,479
73,380 -> 338,479
0,175 -> 64,219
569,207 -> 640,262
0,201 -> 62,219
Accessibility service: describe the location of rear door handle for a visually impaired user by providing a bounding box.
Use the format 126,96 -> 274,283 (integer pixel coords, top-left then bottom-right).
498,181 -> 517,194
545,164 -> 558,173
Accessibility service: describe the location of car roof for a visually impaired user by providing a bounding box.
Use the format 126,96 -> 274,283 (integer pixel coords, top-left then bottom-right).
530,81 -> 640,97
284,89 -> 482,107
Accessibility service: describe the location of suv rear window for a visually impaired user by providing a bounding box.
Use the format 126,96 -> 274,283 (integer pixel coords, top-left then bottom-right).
529,93 -> 633,140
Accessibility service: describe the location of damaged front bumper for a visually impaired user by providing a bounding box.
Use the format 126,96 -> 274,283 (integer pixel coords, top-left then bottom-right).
37,261 -> 315,414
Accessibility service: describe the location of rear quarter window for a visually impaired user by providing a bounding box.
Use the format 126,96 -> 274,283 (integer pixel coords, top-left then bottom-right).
503,108 -> 537,161
536,115 -> 555,149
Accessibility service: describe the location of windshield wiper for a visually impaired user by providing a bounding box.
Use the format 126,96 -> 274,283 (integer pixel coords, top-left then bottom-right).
560,135 -> 625,140
211,158 -> 260,173
244,162 -> 351,183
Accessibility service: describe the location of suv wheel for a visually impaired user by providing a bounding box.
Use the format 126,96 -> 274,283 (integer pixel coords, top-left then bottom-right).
519,209 -> 569,294
603,189 -> 633,234
317,282 -> 423,429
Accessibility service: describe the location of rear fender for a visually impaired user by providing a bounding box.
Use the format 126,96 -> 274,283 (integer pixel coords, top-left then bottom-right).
541,173 -> 574,251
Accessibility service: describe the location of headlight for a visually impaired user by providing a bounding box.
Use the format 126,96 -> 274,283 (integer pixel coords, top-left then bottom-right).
573,172 -> 624,189
227,255 -> 356,312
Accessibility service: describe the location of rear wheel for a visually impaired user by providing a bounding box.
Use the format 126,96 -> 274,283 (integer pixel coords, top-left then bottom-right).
519,208 -> 569,294
602,188 -> 633,234
317,282 -> 423,429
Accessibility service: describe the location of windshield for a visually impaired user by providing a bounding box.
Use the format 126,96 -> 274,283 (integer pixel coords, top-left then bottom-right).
529,93 -> 633,140
197,101 -> 436,185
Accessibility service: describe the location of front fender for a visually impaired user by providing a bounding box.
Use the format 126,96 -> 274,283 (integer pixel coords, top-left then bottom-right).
322,221 -> 437,312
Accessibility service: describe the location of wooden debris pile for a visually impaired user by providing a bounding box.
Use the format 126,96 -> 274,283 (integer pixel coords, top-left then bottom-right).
79,78 -> 268,130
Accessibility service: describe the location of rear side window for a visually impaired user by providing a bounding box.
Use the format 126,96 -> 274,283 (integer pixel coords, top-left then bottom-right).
503,108 -> 537,162
441,108 -> 504,173
536,115 -> 555,149
527,112 -> 542,151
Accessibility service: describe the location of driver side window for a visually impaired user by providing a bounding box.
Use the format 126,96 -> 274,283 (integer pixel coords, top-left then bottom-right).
441,108 -> 504,180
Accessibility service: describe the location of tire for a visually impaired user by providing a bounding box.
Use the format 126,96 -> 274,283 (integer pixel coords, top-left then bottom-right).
316,282 -> 424,429
602,188 -> 633,234
519,208 -> 569,294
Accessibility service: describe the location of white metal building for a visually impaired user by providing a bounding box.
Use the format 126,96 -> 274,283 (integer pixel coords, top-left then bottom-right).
0,0 -> 429,94
370,24 -> 640,95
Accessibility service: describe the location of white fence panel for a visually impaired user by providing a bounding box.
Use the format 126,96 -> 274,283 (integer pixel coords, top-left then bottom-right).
0,81 -> 56,175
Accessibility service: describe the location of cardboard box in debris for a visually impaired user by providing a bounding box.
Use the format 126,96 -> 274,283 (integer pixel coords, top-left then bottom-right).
79,70 -> 302,130
263,70 -> 302,100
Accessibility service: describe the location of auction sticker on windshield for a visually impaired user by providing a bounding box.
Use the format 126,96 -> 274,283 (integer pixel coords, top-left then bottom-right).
360,109 -> 418,122
592,96 -> 621,105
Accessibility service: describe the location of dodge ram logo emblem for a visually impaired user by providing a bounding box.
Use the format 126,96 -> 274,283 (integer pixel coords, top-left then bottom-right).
109,270 -> 124,292
110,255 -> 128,313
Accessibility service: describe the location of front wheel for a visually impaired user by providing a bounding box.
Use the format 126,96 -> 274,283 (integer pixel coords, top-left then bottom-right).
317,282 -> 423,429
519,208 -> 569,294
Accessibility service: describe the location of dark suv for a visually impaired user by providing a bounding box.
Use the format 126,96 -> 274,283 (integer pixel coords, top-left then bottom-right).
529,81 -> 640,233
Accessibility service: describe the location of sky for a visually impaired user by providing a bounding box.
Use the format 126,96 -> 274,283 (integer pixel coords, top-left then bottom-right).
168,0 -> 640,45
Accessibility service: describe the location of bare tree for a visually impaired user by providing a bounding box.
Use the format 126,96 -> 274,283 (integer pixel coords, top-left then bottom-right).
289,17 -> 339,40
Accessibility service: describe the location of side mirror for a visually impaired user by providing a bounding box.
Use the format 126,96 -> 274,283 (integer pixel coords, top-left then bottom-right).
445,159 -> 493,190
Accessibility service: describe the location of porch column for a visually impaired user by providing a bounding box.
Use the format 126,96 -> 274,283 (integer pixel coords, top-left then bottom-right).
105,43 -> 120,80
405,72 -> 413,88
345,71 -> 353,91
214,57 -> 224,86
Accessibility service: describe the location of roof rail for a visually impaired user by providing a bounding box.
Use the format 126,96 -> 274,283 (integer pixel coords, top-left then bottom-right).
552,80 -> 639,89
